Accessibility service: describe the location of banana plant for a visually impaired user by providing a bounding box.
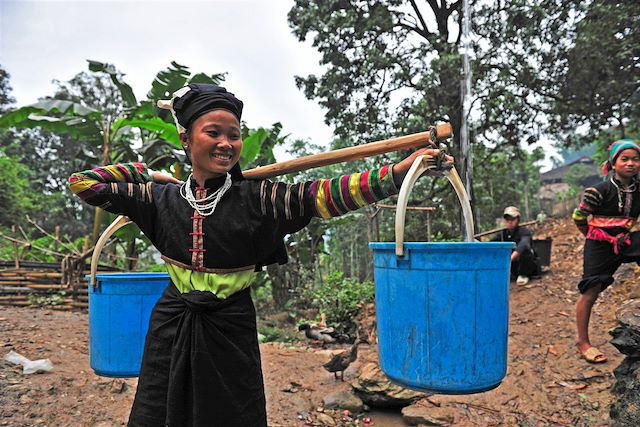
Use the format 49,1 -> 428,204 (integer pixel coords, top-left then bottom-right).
0,60 -> 224,242
0,60 -> 285,263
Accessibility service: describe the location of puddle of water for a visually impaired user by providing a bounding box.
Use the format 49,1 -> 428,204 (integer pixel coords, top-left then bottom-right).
365,409 -> 408,426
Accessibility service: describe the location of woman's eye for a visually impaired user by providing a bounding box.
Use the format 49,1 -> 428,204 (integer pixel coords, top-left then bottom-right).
207,131 -> 220,138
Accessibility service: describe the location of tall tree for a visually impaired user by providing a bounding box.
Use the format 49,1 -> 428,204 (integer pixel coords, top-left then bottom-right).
550,0 -> 640,143
0,66 -> 15,113
288,1 -> 639,230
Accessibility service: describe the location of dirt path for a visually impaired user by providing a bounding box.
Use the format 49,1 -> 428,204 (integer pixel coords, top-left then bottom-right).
1,218 -> 637,426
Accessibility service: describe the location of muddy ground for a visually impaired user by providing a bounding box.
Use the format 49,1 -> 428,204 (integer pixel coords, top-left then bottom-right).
1,218 -> 639,426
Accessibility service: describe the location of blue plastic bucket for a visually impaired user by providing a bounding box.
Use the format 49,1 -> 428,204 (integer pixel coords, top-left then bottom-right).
86,273 -> 169,377
369,241 -> 513,394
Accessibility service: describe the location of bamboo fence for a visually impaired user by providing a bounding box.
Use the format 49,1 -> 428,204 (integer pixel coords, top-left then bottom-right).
0,262 -> 90,310
0,222 -> 123,311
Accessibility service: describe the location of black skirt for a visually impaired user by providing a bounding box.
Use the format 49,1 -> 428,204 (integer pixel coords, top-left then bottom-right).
128,284 -> 267,427
578,231 -> 640,294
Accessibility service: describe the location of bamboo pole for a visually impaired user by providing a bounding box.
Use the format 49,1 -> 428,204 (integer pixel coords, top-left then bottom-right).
25,216 -> 81,256
376,204 -> 437,212
473,220 -> 538,239
54,225 -> 60,255
26,284 -> 69,290
0,233 -> 68,258
242,124 -> 452,180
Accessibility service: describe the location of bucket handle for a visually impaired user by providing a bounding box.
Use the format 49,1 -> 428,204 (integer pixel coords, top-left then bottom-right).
394,155 -> 435,258
395,155 -> 475,257
89,215 -> 132,288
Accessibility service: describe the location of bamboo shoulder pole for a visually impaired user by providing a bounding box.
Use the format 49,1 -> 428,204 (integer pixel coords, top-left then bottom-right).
473,220 -> 538,239
242,123 -> 452,180
376,204 -> 437,212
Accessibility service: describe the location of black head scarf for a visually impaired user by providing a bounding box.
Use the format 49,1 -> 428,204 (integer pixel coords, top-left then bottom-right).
173,84 -> 244,131
172,84 -> 245,181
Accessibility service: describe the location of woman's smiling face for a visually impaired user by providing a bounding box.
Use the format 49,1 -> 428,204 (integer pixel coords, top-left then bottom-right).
183,109 -> 242,182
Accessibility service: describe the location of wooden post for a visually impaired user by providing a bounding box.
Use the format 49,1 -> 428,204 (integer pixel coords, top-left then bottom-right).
54,225 -> 61,259
83,235 -> 90,254
427,212 -> 432,242
11,225 -> 19,269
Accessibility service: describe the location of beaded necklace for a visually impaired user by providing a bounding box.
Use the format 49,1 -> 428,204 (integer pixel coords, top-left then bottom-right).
609,176 -> 637,215
179,173 -> 232,217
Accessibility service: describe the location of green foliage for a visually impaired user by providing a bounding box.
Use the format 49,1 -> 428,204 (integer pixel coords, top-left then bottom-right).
564,163 -> 595,199
565,163 -> 593,189
250,272 -> 274,310
471,144 -> 543,226
0,233 -> 86,263
257,325 -> 299,344
0,154 -> 35,227
300,271 -> 374,329
551,1 -> 640,141
140,263 -> 168,273
240,128 -> 269,168
0,61 -> 277,264
0,67 -> 15,113
27,291 -> 66,307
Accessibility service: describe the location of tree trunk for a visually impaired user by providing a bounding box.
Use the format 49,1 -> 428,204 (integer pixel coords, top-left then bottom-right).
92,122 -> 112,244
91,208 -> 104,246
267,264 -> 289,309
126,238 -> 137,271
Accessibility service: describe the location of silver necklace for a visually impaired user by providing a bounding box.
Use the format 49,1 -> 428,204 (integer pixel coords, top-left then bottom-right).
179,173 -> 232,216
610,176 -> 637,214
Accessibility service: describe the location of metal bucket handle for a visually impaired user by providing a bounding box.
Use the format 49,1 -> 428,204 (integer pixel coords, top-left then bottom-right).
89,215 -> 132,287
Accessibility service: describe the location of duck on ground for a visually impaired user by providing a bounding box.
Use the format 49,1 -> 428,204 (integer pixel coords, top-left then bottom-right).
297,323 -> 339,346
322,339 -> 367,381
297,314 -> 349,346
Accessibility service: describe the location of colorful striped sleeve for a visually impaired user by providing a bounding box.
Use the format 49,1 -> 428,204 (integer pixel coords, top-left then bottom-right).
309,164 -> 398,219
256,164 -> 399,237
68,163 -> 153,205
572,186 -> 602,234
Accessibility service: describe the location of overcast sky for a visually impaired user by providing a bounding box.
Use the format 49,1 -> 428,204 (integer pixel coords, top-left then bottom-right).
0,0 -> 334,155
1,0 -> 559,171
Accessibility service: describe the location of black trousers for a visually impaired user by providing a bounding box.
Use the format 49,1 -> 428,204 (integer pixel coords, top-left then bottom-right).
128,284 -> 267,427
510,249 -> 539,278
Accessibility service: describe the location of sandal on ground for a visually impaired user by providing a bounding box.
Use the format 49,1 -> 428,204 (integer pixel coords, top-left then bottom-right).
579,347 -> 608,364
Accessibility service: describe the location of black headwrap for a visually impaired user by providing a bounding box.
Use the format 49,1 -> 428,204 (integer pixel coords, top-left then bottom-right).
173,84 -> 243,131
172,84 -> 245,181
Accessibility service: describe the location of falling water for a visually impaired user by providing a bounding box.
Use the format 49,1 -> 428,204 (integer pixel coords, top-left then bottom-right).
458,0 -> 474,241
460,0 -> 472,190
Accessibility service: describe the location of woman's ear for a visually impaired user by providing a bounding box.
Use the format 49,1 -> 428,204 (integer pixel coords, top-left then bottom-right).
180,132 -> 189,149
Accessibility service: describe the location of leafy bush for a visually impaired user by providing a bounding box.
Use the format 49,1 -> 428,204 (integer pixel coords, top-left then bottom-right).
257,325 -> 298,343
0,232 -> 86,263
27,291 -> 66,307
300,271 -> 374,332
